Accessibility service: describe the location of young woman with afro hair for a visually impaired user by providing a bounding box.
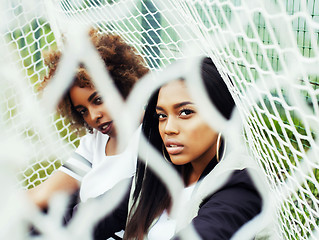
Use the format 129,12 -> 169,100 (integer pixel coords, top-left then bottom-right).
28,29 -> 149,211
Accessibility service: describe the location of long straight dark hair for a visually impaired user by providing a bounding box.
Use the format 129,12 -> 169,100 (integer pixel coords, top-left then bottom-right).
124,57 -> 235,239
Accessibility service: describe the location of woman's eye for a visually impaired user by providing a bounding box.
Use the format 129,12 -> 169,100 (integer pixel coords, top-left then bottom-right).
156,113 -> 167,120
94,96 -> 103,104
78,109 -> 87,116
180,109 -> 194,116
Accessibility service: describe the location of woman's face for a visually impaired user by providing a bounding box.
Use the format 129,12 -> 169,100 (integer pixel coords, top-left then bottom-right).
156,80 -> 219,166
69,85 -> 115,137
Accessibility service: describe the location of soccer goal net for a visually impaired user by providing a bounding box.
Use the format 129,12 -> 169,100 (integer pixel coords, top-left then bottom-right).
0,0 -> 318,239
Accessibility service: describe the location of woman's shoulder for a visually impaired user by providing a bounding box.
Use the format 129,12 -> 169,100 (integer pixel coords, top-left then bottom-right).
225,169 -> 256,189
200,169 -> 261,209
192,170 -> 262,240
75,130 -> 109,155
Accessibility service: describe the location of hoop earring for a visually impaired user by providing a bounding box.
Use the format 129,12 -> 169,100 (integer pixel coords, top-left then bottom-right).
216,133 -> 222,163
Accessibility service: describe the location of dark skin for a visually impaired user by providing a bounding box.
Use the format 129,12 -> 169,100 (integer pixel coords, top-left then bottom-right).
156,80 -> 219,186
69,85 -> 118,156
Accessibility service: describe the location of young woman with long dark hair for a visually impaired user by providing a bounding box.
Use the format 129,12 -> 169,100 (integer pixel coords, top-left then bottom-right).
94,57 -> 262,240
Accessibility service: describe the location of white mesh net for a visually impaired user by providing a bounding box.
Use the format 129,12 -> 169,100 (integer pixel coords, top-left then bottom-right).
1,0 -> 319,239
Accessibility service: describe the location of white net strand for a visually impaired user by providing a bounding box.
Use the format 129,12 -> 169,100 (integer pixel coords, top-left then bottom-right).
66,179 -> 131,239
0,115 -> 30,239
0,1 -> 67,188
246,87 -> 317,239
43,0 -> 64,49
35,23 -> 139,239
255,66 -> 319,238
182,1 -> 318,239
59,0 -> 139,23
189,1 -> 318,238
1,55 -> 65,191
57,0 -> 205,69
127,57 -> 205,222
0,38 -> 43,240
32,11 -> 192,239
41,25 -> 91,114
0,0 -> 319,239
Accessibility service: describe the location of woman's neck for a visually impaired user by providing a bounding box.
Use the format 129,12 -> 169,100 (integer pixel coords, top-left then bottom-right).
187,162 -> 209,186
187,141 -> 220,186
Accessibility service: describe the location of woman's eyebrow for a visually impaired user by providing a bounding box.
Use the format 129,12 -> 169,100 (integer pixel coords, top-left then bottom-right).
74,105 -> 84,111
74,105 -> 85,110
173,101 -> 194,109
156,101 -> 194,111
88,91 -> 98,102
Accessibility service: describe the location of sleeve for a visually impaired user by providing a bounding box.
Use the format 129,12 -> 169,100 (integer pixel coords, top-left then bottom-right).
59,133 -> 95,182
175,171 -> 262,240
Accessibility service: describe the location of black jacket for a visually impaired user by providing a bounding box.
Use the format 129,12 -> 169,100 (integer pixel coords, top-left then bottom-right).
94,163 -> 262,240
182,169 -> 262,239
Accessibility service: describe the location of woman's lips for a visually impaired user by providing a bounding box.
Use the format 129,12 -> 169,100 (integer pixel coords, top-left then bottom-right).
98,121 -> 113,134
165,140 -> 184,155
166,145 -> 184,155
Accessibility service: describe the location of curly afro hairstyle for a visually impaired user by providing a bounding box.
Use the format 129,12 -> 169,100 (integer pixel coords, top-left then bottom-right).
39,29 -> 149,135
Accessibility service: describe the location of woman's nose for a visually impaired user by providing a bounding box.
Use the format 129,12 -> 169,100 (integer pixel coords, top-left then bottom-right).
90,108 -> 103,123
164,117 -> 179,135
